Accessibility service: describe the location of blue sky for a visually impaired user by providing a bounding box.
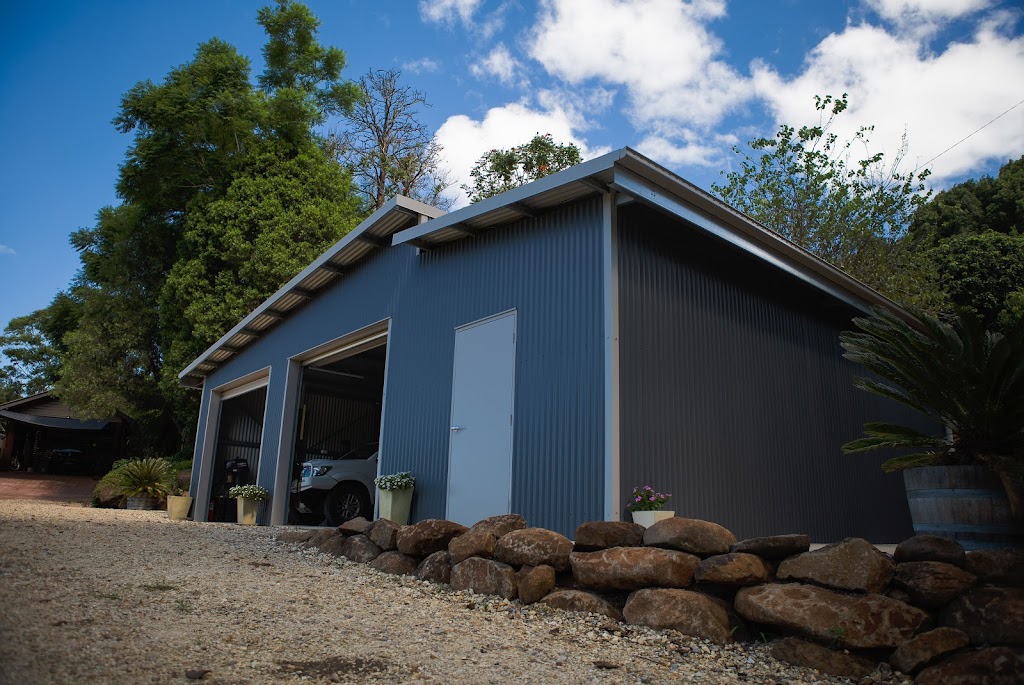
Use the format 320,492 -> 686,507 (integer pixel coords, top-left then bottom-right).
1,0 -> 1022,335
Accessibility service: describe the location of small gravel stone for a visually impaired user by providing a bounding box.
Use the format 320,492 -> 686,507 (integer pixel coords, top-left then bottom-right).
0,500 -> 915,685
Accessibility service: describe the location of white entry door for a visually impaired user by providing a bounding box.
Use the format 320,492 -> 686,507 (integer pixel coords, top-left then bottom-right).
446,311 -> 517,526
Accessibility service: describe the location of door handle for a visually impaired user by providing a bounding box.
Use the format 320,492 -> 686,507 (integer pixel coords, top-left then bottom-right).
450,426 -> 463,431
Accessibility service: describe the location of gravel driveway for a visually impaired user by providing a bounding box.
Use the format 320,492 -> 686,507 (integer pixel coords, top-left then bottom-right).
0,500 -> 863,685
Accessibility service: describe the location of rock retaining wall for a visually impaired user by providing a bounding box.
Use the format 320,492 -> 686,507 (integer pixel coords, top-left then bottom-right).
277,515 -> 1024,683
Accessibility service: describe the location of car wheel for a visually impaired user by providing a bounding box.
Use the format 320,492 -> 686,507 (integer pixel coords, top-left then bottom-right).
323,483 -> 370,526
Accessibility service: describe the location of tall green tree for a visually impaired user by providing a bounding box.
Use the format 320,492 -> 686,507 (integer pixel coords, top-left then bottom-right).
907,157 -> 1024,332
45,0 -> 363,457
0,292 -> 81,402
712,94 -> 933,304
464,134 -> 582,203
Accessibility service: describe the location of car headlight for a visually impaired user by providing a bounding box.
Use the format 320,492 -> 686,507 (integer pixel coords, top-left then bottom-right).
311,465 -> 332,477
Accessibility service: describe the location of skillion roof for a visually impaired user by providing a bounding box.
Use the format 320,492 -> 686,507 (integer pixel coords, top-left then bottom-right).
179,147 -> 903,387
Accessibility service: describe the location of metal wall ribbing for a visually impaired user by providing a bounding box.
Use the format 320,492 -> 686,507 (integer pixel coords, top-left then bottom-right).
201,198 -> 605,535
383,197 -> 606,534
617,203 -> 922,542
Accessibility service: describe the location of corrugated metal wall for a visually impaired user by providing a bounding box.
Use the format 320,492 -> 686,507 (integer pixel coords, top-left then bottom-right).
202,198 -> 605,536
617,203 -> 924,542
383,197 -> 606,534
300,393 -> 380,459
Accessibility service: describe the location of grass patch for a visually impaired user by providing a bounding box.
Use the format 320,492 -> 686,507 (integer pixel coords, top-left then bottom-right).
140,583 -> 178,592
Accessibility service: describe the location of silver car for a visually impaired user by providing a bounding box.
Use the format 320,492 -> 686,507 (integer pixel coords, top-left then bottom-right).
292,446 -> 377,525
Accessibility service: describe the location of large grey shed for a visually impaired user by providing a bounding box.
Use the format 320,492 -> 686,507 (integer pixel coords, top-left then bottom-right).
182,147 -> 918,541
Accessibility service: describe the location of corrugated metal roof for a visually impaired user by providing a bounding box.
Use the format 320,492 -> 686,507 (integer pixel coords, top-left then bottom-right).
178,196 -> 445,387
392,147 -> 907,322
180,146 -> 910,388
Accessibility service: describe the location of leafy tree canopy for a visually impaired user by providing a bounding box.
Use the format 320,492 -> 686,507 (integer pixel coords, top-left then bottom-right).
464,134 -> 582,203
0,292 -> 81,402
910,156 -> 1024,244
712,94 -> 932,303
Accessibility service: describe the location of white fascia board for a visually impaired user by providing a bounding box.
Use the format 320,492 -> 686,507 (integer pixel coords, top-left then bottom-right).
391,149 -> 628,246
178,195 -> 445,383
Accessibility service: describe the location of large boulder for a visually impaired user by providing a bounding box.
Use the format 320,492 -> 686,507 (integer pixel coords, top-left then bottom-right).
570,547 -> 699,590
302,529 -> 338,549
415,550 -> 453,584
695,553 -> 772,587
448,528 -> 497,565
367,518 -> 400,550
643,517 -> 736,557
915,647 -> 1024,685
319,533 -> 349,557
469,513 -> 527,539
573,521 -> 645,552
964,549 -> 1024,586
941,587 -> 1024,645
893,534 -> 966,567
623,588 -> 731,644
730,534 -> 810,560
338,517 -> 372,537
893,561 -> 976,608
450,557 -> 518,599
770,637 -> 875,679
339,534 -> 383,563
734,583 -> 930,649
517,565 -> 556,605
370,551 -> 419,576
541,590 -> 623,621
396,519 -> 467,556
494,528 -> 573,572
889,627 -> 971,675
776,538 -> 894,594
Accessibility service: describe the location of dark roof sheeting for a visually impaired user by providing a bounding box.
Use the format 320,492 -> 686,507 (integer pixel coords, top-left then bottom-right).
0,410 -> 110,431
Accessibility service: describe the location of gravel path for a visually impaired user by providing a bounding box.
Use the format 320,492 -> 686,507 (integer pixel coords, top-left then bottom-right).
1,500 -> 866,685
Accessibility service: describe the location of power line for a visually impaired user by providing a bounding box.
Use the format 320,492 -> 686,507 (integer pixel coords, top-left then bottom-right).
913,95 -> 1024,173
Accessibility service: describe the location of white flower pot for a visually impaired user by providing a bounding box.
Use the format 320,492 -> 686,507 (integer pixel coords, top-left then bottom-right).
167,495 -> 193,521
378,487 -> 413,525
236,497 -> 261,525
631,510 -> 675,528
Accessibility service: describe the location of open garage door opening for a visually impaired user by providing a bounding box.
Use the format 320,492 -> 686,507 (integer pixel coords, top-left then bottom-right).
291,337 -> 386,526
209,385 -> 268,522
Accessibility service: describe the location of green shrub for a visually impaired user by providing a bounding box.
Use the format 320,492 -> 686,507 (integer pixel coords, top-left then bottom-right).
110,458 -> 175,498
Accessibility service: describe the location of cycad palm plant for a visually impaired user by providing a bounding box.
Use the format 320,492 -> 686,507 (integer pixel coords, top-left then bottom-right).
840,307 -> 1024,516
112,458 -> 175,499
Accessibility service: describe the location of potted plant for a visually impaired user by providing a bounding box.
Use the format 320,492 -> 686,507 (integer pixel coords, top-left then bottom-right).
626,485 -> 674,527
229,484 -> 269,525
375,471 -> 414,525
166,483 -> 193,521
112,458 -> 174,510
841,307 -> 1023,547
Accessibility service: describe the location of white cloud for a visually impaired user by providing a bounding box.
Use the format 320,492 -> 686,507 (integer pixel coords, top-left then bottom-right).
636,128 -> 738,167
865,0 -> 991,36
528,0 -> 752,129
751,16 -> 1024,183
470,43 -> 525,86
435,101 -> 609,207
0,244 -> 15,256
402,57 -> 441,74
418,0 -> 482,26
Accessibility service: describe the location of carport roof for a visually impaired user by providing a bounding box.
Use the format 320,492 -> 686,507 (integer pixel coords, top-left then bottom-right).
180,147 -> 907,388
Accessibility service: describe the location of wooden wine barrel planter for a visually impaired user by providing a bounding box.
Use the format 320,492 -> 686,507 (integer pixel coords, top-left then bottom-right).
904,465 -> 1023,550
